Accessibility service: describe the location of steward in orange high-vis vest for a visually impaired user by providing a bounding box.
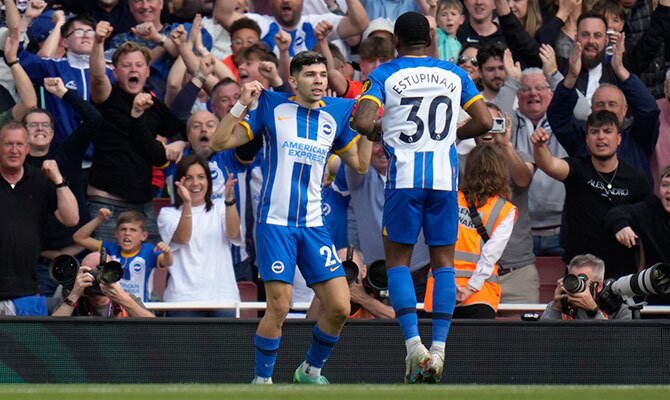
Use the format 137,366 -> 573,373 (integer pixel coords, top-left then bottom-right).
424,191 -> 517,314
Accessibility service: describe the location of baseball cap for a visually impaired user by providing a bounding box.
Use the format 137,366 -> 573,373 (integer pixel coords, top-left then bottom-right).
362,17 -> 394,41
27,9 -> 55,44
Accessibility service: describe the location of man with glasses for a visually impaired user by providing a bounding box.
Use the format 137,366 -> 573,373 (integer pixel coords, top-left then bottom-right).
23,77 -> 102,297
496,50 -> 568,257
17,14 -> 113,144
541,254 -> 631,319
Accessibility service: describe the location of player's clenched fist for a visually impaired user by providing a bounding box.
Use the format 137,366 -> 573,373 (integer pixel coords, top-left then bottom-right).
240,81 -> 264,107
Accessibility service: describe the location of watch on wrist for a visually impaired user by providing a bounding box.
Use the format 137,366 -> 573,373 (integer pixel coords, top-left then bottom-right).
63,296 -> 77,307
55,179 -> 69,188
224,198 -> 236,206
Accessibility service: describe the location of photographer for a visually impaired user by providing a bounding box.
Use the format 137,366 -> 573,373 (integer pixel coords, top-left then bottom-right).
307,248 -> 395,320
541,254 -> 631,320
52,252 -> 154,318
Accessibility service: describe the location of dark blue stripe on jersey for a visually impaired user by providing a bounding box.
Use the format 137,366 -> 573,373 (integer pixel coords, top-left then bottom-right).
414,152 -> 424,189
287,163 -> 311,226
297,164 -> 311,226
432,312 -> 453,321
297,107 -> 308,139
307,108 -> 320,141
302,22 -> 316,55
263,23 -> 280,54
396,307 -> 417,317
259,131 -> 278,224
424,151 -> 434,189
450,144 -> 459,188
385,143 -> 397,190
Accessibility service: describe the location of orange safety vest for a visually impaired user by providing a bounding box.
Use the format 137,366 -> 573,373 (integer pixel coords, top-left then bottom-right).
424,192 -> 517,312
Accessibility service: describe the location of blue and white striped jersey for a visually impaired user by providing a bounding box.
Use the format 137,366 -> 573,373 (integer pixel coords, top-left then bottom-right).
360,56 -> 482,191
240,90 -> 359,227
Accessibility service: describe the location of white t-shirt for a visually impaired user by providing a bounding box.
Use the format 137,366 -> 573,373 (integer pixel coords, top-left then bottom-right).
157,199 -> 243,302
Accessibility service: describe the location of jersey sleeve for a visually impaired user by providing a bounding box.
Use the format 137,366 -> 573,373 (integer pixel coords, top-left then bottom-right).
457,68 -> 483,111
358,68 -> 385,108
147,243 -> 162,270
101,240 -> 121,257
332,100 -> 360,154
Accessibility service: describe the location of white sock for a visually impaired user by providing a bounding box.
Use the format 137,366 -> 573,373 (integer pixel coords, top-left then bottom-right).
301,361 -> 321,378
430,341 -> 445,355
405,336 -> 423,354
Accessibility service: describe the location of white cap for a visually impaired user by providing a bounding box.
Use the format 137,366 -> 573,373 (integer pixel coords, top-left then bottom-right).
362,18 -> 394,42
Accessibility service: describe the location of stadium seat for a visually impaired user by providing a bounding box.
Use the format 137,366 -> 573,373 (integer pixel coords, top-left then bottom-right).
536,256 -> 567,303
238,281 -> 258,318
151,197 -> 172,216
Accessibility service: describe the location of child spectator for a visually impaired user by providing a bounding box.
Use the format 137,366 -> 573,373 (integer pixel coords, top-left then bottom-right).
593,0 -> 626,55
434,0 -> 465,62
73,209 -> 173,303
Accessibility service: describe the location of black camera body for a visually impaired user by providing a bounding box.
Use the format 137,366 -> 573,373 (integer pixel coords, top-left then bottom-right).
49,250 -> 123,296
341,246 -> 389,299
560,273 -> 597,316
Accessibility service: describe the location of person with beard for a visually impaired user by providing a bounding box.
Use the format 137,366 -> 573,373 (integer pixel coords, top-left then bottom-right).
477,42 -> 507,102
88,21 -> 187,245
531,110 -> 650,280
217,0 -> 369,57
548,20 -> 659,189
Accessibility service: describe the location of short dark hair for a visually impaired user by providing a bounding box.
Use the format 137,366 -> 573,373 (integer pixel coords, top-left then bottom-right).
593,0 -> 626,21
289,51 -> 327,76
394,12 -> 431,47
476,42 -> 506,69
116,211 -> 147,232
577,10 -> 608,32
236,42 -> 279,67
173,154 -> 213,212
586,109 -> 619,131
359,36 -> 395,61
229,17 -> 261,38
22,108 -> 53,126
60,14 -> 96,38
211,77 -> 240,94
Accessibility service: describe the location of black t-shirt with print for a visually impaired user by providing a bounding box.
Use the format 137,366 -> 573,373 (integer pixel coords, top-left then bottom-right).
562,157 -> 650,279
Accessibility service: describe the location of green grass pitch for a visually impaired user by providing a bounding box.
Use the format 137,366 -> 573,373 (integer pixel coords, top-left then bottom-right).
0,385 -> 668,400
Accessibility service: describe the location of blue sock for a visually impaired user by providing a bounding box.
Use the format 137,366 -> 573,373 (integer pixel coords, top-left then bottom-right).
305,324 -> 339,368
254,334 -> 281,379
431,267 -> 456,343
387,266 -> 419,340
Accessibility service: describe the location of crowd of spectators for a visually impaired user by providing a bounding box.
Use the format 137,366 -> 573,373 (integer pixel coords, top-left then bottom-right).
0,0 -> 668,319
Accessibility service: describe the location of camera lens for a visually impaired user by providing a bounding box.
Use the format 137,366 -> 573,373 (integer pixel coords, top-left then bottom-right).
99,261 -> 123,284
49,255 -> 79,288
342,260 -> 359,284
563,273 -> 586,294
366,260 -> 388,291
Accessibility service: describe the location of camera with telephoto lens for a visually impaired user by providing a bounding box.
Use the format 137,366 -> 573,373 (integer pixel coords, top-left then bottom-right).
597,263 -> 670,315
49,249 -> 124,296
341,246 -> 389,299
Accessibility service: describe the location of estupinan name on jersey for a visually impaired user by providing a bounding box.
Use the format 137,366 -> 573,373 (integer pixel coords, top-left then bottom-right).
392,72 -> 459,95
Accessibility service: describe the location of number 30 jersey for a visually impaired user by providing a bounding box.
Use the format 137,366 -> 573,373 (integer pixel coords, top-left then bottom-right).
360,56 -> 482,191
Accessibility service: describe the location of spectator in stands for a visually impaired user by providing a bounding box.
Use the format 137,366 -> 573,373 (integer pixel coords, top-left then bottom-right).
425,143 -> 518,319
606,164 -> 670,305
477,42 -> 507,102
508,0 -> 543,37
307,247 -> 395,320
492,0 -> 542,67
202,0 -> 248,61
651,71 -> 670,190
531,110 -> 650,279
459,103 -> 539,304
47,0 -> 136,45
88,21 -> 186,245
541,253 -> 631,319
535,0 -> 582,59
547,27 -> 659,188
13,9 -> 113,143
361,0 -> 430,20
223,17 -> 262,80
218,0 -> 369,57
0,121 -> 79,315
496,48 -> 567,256
24,77 -> 102,297
430,0 -> 465,62
157,155 -> 242,317
73,208 -> 173,302
210,79 -> 241,118
457,44 -> 482,88
0,26 -> 37,127
51,252 -> 156,317
457,0 -> 504,46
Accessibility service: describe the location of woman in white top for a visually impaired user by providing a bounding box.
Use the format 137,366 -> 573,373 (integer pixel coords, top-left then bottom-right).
158,154 -> 243,317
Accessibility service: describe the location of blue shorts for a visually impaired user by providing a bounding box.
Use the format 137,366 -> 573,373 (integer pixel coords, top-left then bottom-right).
383,189 -> 458,246
256,224 -> 345,286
